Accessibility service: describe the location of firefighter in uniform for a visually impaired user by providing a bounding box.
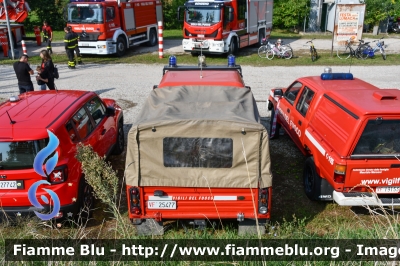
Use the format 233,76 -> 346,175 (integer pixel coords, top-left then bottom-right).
42,21 -> 53,54
64,27 -> 76,69
70,27 -> 83,65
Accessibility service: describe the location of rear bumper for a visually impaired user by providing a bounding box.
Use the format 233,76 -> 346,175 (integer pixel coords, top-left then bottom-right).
0,202 -> 80,221
333,191 -> 400,206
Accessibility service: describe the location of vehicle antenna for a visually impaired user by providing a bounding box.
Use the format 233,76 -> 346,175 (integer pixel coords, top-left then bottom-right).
6,111 -> 16,124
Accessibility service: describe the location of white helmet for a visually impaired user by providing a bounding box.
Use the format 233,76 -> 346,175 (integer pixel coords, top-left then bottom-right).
277,39 -> 282,44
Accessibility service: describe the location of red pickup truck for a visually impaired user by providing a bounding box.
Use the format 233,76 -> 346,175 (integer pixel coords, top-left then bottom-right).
268,69 -> 400,206
125,56 -> 272,235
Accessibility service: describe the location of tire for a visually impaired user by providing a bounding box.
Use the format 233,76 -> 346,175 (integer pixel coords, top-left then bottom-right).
258,30 -> 265,47
303,157 -> 322,201
337,46 -> 351,59
116,36 -> 127,57
228,38 -> 238,55
311,48 -> 317,62
190,52 -> 199,56
269,107 -> 280,139
258,45 -> 268,58
135,219 -> 164,236
112,121 -> 124,155
381,49 -> 387,60
146,29 -> 157,47
283,49 -> 292,59
357,45 -> 369,60
77,178 -> 94,222
266,48 -> 274,60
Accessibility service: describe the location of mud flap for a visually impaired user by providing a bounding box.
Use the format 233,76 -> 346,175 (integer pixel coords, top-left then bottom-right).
238,219 -> 267,236
135,219 -> 164,236
317,178 -> 334,201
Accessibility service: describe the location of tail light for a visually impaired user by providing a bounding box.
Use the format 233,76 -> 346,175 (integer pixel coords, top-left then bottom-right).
130,187 -> 141,215
334,164 -> 346,183
48,165 -> 68,184
258,188 -> 268,214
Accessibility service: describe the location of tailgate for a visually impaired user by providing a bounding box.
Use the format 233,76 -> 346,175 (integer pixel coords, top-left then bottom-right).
141,187 -> 264,219
346,160 -> 400,192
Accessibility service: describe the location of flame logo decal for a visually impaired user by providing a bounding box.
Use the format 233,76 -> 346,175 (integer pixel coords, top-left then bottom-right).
33,130 -> 59,177
28,180 -> 61,220
28,130 -> 61,220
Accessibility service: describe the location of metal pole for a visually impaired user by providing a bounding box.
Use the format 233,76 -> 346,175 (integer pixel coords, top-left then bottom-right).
330,2 -> 337,58
3,0 -> 15,59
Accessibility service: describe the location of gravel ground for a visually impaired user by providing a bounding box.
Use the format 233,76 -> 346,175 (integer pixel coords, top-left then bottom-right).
1,64 -> 399,128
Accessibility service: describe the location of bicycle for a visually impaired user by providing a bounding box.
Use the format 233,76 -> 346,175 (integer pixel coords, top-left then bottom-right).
305,38 -> 318,61
336,38 -> 369,60
363,37 -> 387,60
258,38 -> 293,60
258,39 -> 292,60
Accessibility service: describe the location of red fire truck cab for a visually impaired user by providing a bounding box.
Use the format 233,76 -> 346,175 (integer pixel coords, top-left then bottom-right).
268,69 -> 400,206
125,56 -> 272,235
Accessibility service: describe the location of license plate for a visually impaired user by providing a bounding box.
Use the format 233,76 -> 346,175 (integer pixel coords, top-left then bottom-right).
80,43 -> 89,47
376,187 -> 400,194
0,180 -> 23,190
198,34 -> 204,38
147,201 -> 176,209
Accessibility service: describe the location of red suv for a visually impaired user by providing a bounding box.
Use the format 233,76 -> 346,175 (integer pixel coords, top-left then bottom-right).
0,90 -> 123,220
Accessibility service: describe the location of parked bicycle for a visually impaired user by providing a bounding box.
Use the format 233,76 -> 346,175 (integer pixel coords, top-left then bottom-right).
363,37 -> 387,60
305,38 -> 318,62
337,38 -> 369,60
258,38 -> 292,60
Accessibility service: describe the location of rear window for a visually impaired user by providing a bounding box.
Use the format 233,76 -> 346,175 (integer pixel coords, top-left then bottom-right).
163,137 -> 233,168
0,139 -> 48,170
353,119 -> 400,156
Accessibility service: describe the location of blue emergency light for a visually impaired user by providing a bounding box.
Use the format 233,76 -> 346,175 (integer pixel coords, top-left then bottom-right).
320,73 -> 353,80
70,0 -> 105,2
227,54 -> 236,67
169,56 -> 177,67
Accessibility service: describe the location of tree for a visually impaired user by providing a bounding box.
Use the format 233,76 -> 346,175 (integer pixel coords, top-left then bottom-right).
24,0 -> 69,31
364,0 -> 400,26
272,0 -> 310,30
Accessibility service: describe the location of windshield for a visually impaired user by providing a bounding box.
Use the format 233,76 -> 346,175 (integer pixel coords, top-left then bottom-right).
68,4 -> 103,23
185,7 -> 221,25
163,137 -> 232,168
352,119 -> 400,157
0,140 -> 48,170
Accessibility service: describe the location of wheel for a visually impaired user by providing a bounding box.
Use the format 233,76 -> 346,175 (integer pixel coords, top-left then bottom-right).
112,121 -> 124,155
258,30 -> 265,47
282,49 -> 292,59
190,52 -> 199,56
381,49 -> 387,60
357,45 -> 369,60
266,48 -> 274,60
337,46 -> 351,59
135,219 -> 164,235
116,36 -> 127,57
238,219 -> 267,236
303,157 -> 322,201
146,28 -> 157,47
311,48 -> 317,62
269,107 -> 280,139
258,45 -> 268,58
228,38 -> 238,55
77,178 -> 94,221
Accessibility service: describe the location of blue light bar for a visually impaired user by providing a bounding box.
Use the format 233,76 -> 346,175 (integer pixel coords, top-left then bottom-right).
320,73 -> 353,80
169,55 -> 177,67
70,0 -> 105,2
227,54 -> 235,67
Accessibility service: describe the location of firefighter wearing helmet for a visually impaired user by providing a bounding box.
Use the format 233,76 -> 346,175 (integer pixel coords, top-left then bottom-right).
64,26 -> 77,69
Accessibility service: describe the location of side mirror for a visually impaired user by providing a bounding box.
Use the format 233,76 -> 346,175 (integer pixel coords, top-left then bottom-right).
177,6 -> 184,22
273,89 -> 283,97
106,106 -> 116,117
228,7 -> 234,22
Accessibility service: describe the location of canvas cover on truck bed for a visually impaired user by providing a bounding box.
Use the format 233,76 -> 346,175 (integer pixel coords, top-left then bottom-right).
125,85 -> 272,188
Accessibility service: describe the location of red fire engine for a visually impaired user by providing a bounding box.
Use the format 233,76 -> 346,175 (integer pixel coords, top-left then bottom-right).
66,0 -> 162,56
178,0 -> 273,55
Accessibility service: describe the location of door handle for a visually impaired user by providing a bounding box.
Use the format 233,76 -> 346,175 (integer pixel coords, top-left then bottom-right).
287,108 -> 290,113
101,129 -> 106,135
298,120 -> 302,126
